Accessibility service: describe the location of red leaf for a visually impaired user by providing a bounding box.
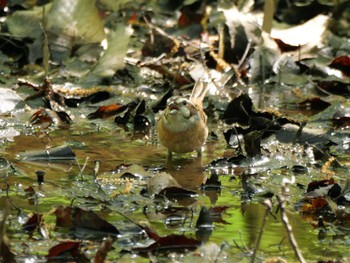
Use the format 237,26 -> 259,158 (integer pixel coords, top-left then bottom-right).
87,104 -> 127,119
22,213 -> 43,234
47,241 -> 81,259
329,55 -> 350,75
0,0 -> 7,9
273,38 -> 300,52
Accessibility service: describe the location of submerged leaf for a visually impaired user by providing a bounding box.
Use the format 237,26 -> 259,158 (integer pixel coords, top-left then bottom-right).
46,241 -> 88,262
133,234 -> 201,254
54,206 -> 120,235
19,145 -> 75,162
158,186 -> 198,202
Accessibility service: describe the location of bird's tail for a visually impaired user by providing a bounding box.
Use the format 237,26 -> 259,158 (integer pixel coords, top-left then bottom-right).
189,80 -> 209,106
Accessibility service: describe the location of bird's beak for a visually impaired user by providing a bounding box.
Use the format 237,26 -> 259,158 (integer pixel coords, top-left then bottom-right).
168,103 -> 179,113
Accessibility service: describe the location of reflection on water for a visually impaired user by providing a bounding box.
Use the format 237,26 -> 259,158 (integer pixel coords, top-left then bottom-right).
164,156 -> 207,190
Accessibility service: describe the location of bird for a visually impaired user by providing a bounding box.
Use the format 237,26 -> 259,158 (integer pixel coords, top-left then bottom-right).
157,81 -> 209,158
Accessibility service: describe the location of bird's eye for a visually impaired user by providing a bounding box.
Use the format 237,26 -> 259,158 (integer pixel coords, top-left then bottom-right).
182,100 -> 187,106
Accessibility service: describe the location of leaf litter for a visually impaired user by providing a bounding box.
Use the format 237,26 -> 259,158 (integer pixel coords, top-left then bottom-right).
1,0 -> 350,262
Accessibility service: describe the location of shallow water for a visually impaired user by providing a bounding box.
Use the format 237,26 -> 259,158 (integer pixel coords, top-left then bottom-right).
1,115 -> 348,262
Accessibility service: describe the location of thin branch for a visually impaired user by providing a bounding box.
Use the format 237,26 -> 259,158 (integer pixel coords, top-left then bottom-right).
278,177 -> 306,263
251,199 -> 272,263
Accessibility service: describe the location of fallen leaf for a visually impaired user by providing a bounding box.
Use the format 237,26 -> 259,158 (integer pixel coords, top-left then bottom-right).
297,97 -> 331,114
316,80 -> 350,97
329,55 -> 350,75
87,104 -> 128,119
273,38 -> 301,52
223,93 -> 253,125
22,213 -> 43,235
142,28 -> 179,57
133,115 -> 151,133
301,197 -> 327,213
307,178 -> 335,193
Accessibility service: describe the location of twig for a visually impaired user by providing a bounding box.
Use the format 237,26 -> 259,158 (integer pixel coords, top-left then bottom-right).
93,160 -> 101,178
5,183 -> 21,213
77,157 -> 90,180
258,53 -> 265,109
238,230 -> 251,253
251,199 -> 272,263
217,24 -> 225,61
277,177 -> 306,263
237,41 -> 252,69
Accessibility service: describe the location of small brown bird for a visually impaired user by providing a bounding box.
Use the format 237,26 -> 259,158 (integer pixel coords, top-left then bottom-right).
157,81 -> 209,157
